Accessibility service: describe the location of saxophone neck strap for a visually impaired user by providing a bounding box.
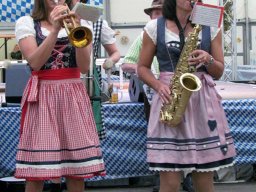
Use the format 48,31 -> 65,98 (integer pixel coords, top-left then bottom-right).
174,17 -> 190,49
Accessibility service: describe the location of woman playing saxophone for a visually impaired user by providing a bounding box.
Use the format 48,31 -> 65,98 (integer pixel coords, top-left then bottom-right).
137,0 -> 236,191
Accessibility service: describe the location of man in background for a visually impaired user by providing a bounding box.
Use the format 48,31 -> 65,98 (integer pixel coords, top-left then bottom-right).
121,0 -> 162,122
76,0 -> 120,140
121,1 -> 163,191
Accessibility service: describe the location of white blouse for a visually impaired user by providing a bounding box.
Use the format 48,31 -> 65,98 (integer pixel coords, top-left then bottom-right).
15,15 -> 96,43
15,16 -> 116,45
144,19 -> 220,46
86,18 -> 116,45
100,19 -> 116,45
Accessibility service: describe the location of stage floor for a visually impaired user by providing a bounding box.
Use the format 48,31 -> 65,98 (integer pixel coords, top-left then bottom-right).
1,181 -> 255,192
63,181 -> 256,192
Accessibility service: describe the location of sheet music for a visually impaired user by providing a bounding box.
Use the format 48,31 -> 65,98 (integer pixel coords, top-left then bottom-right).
190,3 -> 224,28
72,2 -> 103,22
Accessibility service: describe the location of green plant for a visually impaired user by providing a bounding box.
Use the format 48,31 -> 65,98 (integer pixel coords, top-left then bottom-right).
223,0 -> 233,32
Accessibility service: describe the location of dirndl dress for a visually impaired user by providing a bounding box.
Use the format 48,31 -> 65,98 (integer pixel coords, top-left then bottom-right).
15,68 -> 106,180
14,17 -> 105,180
147,71 -> 236,172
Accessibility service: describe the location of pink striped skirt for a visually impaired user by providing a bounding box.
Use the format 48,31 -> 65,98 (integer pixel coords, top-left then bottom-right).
15,78 -> 105,180
147,72 -> 236,173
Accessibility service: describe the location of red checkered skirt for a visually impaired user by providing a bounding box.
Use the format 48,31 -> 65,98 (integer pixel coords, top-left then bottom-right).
15,78 -> 105,180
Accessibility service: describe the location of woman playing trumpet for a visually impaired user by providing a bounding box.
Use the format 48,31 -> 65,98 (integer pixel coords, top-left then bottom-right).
14,0 -> 105,191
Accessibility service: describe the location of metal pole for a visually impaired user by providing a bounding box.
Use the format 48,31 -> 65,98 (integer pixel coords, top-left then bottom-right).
4,38 -> 8,59
245,0 -> 250,66
89,52 -> 94,97
105,0 -> 111,24
219,0 -> 237,81
219,0 -> 224,48
231,0 -> 237,80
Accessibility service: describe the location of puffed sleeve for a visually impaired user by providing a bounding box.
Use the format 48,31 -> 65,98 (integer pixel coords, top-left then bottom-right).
143,19 -> 158,45
15,16 -> 36,42
101,20 -> 116,45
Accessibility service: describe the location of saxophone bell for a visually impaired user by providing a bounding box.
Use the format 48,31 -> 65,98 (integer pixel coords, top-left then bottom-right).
180,73 -> 201,92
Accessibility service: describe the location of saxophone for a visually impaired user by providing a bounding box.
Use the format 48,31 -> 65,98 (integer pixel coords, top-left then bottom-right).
160,24 -> 202,127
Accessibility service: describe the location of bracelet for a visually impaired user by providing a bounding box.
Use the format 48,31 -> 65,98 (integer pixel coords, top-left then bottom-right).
204,55 -> 214,68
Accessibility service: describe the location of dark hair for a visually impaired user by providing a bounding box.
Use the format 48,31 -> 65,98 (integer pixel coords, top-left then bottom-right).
31,0 -> 48,21
31,0 -> 73,21
66,0 -> 76,9
162,0 -> 203,20
80,0 -> 89,3
162,0 -> 177,20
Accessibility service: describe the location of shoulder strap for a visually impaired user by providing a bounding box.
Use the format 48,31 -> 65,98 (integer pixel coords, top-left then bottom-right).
93,18 -> 103,60
174,17 -> 190,50
156,17 -> 166,49
201,25 -> 211,54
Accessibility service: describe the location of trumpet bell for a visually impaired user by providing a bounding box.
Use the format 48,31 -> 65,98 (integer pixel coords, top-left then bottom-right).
61,4 -> 92,48
69,26 -> 92,48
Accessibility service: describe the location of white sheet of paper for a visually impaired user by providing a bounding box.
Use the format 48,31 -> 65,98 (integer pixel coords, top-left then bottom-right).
72,2 -> 103,22
190,3 -> 224,28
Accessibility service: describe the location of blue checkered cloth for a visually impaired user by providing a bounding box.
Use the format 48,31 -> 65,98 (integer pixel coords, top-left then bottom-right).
222,99 -> 256,165
0,0 -> 33,22
0,99 -> 256,178
89,103 -> 153,181
0,107 -> 21,178
0,0 -> 103,22
87,0 -> 103,6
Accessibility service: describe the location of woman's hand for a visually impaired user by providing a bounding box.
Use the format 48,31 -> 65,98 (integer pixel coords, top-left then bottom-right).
156,81 -> 171,104
188,49 -> 211,68
49,4 -> 71,33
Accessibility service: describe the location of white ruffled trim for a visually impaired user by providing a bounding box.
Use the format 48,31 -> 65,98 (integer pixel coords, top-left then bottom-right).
16,34 -> 35,42
149,163 -> 234,173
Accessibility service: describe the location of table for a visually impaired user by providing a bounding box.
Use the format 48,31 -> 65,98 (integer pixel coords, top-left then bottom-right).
0,103 -> 151,179
0,99 -> 256,179
0,107 -> 20,178
0,34 -> 15,59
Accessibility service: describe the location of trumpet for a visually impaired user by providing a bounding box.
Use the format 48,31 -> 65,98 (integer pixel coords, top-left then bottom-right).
56,1 -> 92,48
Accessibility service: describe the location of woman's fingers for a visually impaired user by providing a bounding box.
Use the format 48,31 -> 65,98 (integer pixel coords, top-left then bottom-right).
188,50 -> 209,65
158,85 -> 171,104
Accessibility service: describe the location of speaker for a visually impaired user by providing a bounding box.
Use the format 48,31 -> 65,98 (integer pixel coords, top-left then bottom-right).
128,74 -> 144,102
5,64 -> 31,103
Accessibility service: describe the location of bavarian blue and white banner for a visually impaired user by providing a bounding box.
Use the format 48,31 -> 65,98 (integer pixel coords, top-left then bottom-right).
0,0 -> 104,22
87,0 -> 103,6
0,0 -> 34,22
